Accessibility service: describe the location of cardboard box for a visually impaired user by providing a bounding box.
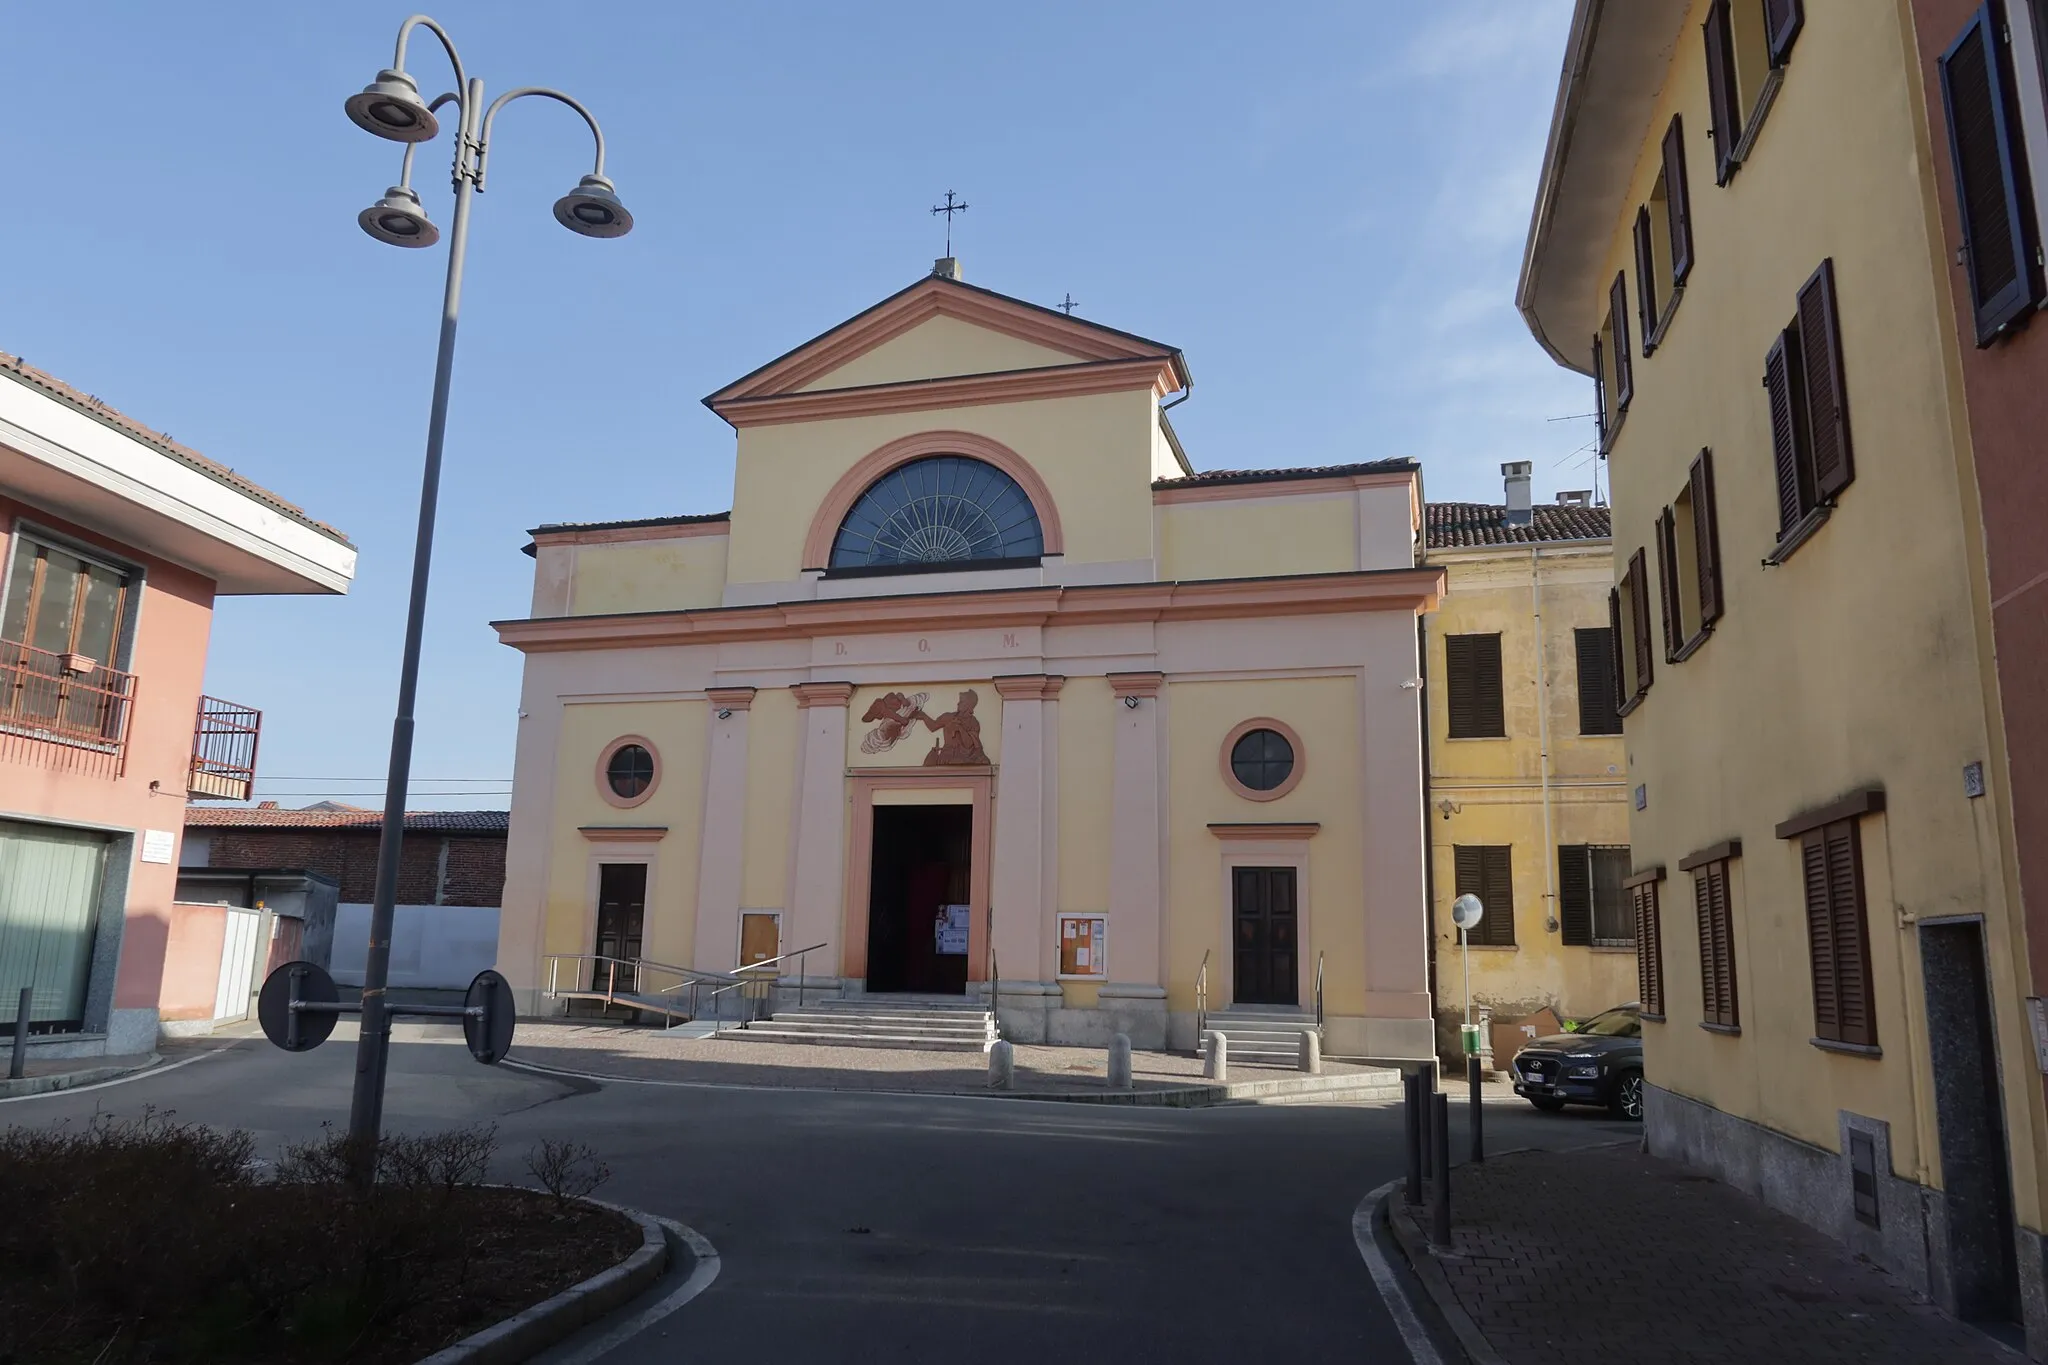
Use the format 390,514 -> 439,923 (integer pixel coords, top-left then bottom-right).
1492,1007 -> 1564,1065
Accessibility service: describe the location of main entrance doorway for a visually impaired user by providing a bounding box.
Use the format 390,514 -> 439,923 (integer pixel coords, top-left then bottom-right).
1233,866 -> 1298,1006
865,804 -> 972,994
593,863 -> 646,992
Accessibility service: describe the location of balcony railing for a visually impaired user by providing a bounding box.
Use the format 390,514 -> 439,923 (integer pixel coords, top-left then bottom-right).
190,696 -> 262,802
0,638 -> 136,779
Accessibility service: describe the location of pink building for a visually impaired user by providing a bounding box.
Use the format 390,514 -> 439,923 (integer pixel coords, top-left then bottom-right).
0,352 -> 355,1058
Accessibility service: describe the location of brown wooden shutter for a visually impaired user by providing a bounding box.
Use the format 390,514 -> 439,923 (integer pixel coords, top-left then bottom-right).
1634,881 -> 1665,1016
1483,845 -> 1515,947
1664,115 -> 1694,284
1824,821 -> 1876,1046
1592,333 -> 1607,450
1796,260 -> 1854,502
1445,634 -> 1477,738
1764,328 -> 1812,536
1764,0 -> 1804,66
1628,547 -> 1654,695
1444,634 -> 1504,738
1608,586 -> 1629,711
1610,273 -> 1634,410
1695,862 -> 1738,1028
1655,507 -> 1680,660
1939,6 -> 2038,344
1575,627 -> 1622,735
1801,830 -> 1839,1036
1558,845 -> 1593,946
1690,448 -> 1723,624
1633,207 -> 1658,349
1704,0 -> 1741,185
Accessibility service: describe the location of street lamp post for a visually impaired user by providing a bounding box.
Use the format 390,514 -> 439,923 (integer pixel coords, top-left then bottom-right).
341,14 -> 632,1186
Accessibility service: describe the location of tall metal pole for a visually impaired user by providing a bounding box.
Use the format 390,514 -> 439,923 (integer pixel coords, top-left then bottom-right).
346,77 -> 482,1187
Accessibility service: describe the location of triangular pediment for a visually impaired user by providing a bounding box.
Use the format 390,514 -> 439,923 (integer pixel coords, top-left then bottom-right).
704,274 -> 1186,411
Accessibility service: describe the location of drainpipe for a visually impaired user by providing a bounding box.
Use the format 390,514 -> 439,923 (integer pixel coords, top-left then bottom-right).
1533,547 -> 1558,935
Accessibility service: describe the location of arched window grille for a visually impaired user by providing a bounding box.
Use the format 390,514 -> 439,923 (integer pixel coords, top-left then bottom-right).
828,455 -> 1044,571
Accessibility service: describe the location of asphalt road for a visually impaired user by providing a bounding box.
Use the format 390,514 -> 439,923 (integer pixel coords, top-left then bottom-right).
6,1036 -> 1636,1362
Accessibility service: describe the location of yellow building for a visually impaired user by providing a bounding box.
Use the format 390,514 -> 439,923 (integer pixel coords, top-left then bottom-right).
1519,0 -> 2045,1340
493,261 -> 1446,1060
1422,466 -> 1634,1068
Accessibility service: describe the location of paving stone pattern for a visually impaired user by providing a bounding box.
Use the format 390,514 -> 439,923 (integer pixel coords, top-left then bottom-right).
506,1022 -> 1379,1094
1397,1143 -> 2020,1364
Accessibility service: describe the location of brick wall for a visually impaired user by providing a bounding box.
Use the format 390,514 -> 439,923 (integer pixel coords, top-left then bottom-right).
196,829 -> 505,907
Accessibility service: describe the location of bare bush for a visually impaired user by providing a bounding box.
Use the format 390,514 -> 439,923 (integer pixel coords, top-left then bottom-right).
524,1137 -> 612,1206
379,1123 -> 499,1202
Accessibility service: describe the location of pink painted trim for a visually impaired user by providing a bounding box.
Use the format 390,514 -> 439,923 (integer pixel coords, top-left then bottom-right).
578,825 -> 669,842
1220,717 -> 1307,803
793,681 -> 856,709
801,431 -> 1067,571
706,687 -> 758,712
1207,822 -> 1321,840
992,673 -> 1065,701
1152,469 -> 1417,506
715,358 -> 1178,429
1107,671 -> 1164,699
595,734 -> 660,809
531,520 -> 730,548
842,770 -> 993,984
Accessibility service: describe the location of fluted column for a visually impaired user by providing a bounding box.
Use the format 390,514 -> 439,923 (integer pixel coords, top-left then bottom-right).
788,682 -> 854,982
692,688 -> 756,974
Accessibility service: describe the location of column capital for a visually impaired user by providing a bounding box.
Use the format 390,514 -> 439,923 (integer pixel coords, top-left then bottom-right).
793,681 -> 857,709
707,686 -> 758,712
993,673 -> 1066,701
1107,671 -> 1164,700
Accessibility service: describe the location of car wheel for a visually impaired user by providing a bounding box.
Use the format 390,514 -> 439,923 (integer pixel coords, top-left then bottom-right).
1610,1070 -> 1644,1121
1529,1097 -> 1567,1113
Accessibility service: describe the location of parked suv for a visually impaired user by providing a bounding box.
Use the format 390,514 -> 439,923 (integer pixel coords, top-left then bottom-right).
1510,1004 -> 1644,1120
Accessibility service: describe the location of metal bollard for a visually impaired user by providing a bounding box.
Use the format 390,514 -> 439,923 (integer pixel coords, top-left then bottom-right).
1469,1053 -> 1485,1164
1403,1070 -> 1424,1205
1432,1090 -> 1453,1248
1418,1063 -> 1435,1182
9,986 -> 28,1080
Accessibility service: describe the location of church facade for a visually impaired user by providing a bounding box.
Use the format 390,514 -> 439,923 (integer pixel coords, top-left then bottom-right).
493,263 -> 1445,1058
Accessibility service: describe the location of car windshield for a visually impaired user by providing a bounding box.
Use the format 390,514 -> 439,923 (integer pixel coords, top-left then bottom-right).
1575,1008 -> 1641,1038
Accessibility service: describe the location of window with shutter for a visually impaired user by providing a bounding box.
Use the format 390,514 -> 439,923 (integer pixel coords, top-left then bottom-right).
1608,586 -> 1628,713
1690,449 -> 1724,625
1694,859 -> 1739,1028
1454,845 -> 1515,947
1592,847 -> 1633,943
1628,547 -> 1654,700
1574,626 -> 1623,735
1634,207 -> 1658,353
1558,845 -> 1593,946
1796,260 -> 1854,501
1799,819 -> 1879,1048
1764,0 -> 1804,66
1610,273 -> 1634,408
1444,633 -> 1506,739
1591,333 -> 1608,453
1633,876 -> 1666,1017
1764,328 -> 1814,539
1704,0 -> 1742,184
1940,5 -> 2041,344
1659,450 -> 1724,663
1664,115 -> 1694,284
1655,507 -> 1681,661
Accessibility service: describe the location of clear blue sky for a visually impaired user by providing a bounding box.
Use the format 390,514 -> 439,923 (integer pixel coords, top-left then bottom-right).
3,1 -> 1585,809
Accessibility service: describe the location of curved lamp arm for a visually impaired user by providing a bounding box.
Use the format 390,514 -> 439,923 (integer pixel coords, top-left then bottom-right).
477,87 -> 609,190
392,14 -> 467,93
395,92 -> 464,190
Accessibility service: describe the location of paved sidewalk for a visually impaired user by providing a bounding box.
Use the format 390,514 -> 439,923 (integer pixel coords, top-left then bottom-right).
506,1021 -> 1387,1097
1388,1143 -> 2020,1364
0,1051 -> 159,1099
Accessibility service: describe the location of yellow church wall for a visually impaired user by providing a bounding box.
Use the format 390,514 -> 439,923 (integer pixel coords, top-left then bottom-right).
1162,676 -> 1363,1014
1056,676 -> 1114,918
544,698 -> 708,971
741,688 -> 798,912
726,387 -> 1161,583
796,314 -> 1081,392
567,535 -> 729,617
1156,496 -> 1356,582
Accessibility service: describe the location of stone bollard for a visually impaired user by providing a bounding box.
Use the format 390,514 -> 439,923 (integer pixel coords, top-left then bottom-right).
1298,1030 -> 1322,1075
1203,1031 -> 1228,1081
988,1038 -> 1015,1090
1107,1033 -> 1133,1091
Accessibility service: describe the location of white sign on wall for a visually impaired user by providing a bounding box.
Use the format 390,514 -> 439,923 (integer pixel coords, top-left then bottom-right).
140,829 -> 176,864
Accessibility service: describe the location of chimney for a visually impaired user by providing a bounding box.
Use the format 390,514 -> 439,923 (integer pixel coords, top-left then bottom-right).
257,801 -> 280,809
1502,461 -> 1533,526
1556,489 -> 1593,508
932,257 -> 962,281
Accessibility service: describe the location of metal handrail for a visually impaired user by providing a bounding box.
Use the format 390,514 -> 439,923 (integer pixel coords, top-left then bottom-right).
545,952 -> 737,989
713,941 -> 830,1033
1195,949 -> 1210,1039
1314,950 -> 1325,1029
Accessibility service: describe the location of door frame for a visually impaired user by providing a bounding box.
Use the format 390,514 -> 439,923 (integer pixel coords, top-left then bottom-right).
0,813 -> 129,1040
1209,823 -> 1318,1008
576,841 -> 662,969
843,768 -> 991,985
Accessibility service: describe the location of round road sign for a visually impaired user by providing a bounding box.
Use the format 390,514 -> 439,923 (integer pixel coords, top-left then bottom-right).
1451,894 -> 1485,931
258,960 -> 340,1052
464,968 -> 515,1065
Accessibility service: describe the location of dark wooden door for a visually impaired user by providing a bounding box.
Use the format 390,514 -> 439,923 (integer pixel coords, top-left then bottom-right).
1233,866 -> 1298,1006
593,863 -> 646,992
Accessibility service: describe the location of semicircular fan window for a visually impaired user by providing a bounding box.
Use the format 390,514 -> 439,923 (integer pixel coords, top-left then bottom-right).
829,455 -> 1044,570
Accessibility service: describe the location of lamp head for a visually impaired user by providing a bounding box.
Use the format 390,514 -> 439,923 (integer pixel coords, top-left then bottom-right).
357,185 -> 440,248
553,174 -> 633,238
345,69 -> 440,143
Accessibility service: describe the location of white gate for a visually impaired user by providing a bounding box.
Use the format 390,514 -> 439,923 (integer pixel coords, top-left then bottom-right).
213,909 -> 262,1022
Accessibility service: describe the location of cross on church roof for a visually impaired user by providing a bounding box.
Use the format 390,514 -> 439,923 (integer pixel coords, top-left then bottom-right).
930,190 -> 969,256
1057,293 -> 1079,315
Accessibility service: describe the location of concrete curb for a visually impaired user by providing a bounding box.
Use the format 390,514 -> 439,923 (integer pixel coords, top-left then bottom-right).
499,1052 -> 1403,1107
1381,1182 -> 1511,1365
412,1200 -> 671,1365
0,1053 -> 161,1100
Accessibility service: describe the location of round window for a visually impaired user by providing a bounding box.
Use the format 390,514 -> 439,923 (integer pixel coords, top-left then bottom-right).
605,744 -> 655,800
1229,728 -> 1295,793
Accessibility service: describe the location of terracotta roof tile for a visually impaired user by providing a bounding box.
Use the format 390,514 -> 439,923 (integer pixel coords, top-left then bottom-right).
0,350 -> 352,546
1425,501 -> 1611,548
184,808 -> 509,833
1152,459 -> 1417,490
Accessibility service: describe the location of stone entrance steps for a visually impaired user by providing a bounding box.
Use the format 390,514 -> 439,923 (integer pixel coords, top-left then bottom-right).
733,996 -> 998,1053
1198,1008 -> 1321,1065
